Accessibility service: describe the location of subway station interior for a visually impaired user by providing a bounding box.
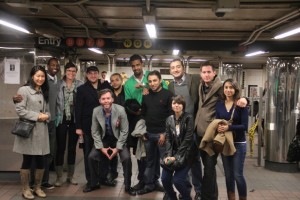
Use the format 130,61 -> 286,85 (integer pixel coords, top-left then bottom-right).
0,0 -> 300,199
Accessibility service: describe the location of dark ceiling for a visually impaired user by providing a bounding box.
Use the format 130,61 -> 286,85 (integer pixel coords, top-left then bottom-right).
0,0 -> 300,68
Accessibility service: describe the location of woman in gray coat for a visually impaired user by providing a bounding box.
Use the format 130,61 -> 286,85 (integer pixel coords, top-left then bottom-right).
13,66 -> 50,199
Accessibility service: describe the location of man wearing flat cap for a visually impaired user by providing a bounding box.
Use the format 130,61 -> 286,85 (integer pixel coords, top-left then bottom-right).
75,66 -> 113,192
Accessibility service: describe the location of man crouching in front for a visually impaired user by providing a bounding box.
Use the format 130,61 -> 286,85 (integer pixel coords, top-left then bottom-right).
87,89 -> 135,195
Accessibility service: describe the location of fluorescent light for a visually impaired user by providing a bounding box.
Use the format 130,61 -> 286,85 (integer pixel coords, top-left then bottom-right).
36,56 -> 52,58
0,19 -> 30,34
0,47 -> 24,49
145,24 -> 157,38
274,27 -> 300,39
89,48 -> 103,54
172,49 -> 180,55
245,51 -> 267,57
29,51 -> 35,54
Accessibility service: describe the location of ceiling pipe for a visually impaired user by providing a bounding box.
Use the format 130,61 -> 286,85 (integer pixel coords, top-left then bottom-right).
240,8 -> 300,46
146,0 -> 151,13
31,0 -> 89,5
52,5 -> 90,38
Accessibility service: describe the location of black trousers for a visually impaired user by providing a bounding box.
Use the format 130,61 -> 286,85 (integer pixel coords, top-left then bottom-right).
88,136 -> 132,189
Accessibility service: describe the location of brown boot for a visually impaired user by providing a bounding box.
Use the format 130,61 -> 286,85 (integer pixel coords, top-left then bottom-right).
239,197 -> 247,200
228,191 -> 236,200
34,169 -> 46,198
20,169 -> 34,200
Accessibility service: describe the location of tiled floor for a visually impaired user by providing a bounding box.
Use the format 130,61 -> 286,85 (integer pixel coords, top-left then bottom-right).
1,145 -> 300,200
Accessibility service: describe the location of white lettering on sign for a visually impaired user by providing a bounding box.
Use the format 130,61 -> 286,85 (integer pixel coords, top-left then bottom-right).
38,37 -> 61,46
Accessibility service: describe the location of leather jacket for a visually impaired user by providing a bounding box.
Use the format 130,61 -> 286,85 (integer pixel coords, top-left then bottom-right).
164,112 -> 195,165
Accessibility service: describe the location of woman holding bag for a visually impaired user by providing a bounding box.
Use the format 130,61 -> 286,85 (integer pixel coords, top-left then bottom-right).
13,66 -> 50,199
161,95 -> 195,200
215,79 -> 248,200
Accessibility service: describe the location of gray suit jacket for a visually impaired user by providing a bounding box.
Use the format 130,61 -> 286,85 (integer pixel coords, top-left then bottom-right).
91,104 -> 129,150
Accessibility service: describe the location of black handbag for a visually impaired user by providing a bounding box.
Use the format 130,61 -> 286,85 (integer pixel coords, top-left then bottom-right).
287,134 -> 300,162
11,118 -> 35,138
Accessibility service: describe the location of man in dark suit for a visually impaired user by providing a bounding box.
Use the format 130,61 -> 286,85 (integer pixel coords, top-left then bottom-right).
75,66 -> 113,192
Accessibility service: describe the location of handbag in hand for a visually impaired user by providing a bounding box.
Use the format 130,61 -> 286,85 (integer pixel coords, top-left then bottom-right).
11,118 -> 35,138
287,134 -> 300,162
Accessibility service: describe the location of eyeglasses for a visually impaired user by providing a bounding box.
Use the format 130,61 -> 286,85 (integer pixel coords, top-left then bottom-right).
66,69 -> 77,73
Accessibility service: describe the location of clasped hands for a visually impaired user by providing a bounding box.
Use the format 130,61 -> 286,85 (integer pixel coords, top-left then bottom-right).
101,147 -> 119,160
164,156 -> 176,165
217,122 -> 229,133
38,113 -> 49,122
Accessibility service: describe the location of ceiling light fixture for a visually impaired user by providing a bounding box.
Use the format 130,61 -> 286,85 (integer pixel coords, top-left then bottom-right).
274,26 -> 300,39
145,24 -> 157,39
245,50 -> 267,57
0,19 -> 30,34
0,47 -> 24,49
172,49 -> 180,56
89,48 -> 103,54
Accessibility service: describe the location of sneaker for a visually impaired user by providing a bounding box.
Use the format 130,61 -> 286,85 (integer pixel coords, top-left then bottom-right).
41,183 -> 55,190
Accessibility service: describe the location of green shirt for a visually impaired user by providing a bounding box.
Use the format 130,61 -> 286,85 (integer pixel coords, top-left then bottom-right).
124,70 -> 168,104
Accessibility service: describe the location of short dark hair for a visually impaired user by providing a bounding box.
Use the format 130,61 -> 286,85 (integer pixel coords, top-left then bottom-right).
172,95 -> 186,111
147,70 -> 161,80
129,54 -> 143,64
200,61 -> 216,71
64,61 -> 77,72
170,58 -> 185,68
47,57 -> 59,66
101,71 -> 107,74
222,78 -> 241,101
110,73 -> 123,81
98,88 -> 114,99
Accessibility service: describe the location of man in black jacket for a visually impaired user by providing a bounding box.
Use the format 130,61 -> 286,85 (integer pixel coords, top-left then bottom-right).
75,66 -> 113,192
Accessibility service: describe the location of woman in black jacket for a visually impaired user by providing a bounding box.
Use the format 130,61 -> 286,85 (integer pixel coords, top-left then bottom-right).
161,95 -> 194,200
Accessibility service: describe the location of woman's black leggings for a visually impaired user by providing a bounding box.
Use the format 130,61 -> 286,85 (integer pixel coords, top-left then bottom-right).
21,155 -> 45,169
56,121 -> 78,166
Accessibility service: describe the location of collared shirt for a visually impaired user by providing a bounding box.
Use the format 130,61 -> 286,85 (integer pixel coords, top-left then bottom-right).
174,74 -> 186,86
47,73 -> 57,83
102,108 -> 113,136
133,71 -> 147,86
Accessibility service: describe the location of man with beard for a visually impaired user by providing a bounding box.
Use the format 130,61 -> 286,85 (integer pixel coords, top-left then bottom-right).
13,57 -> 60,189
110,73 -> 125,107
136,70 -> 173,195
75,66 -> 114,193
124,54 -> 167,192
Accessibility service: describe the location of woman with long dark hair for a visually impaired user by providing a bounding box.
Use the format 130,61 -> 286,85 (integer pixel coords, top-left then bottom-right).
13,66 -> 50,199
215,79 -> 248,200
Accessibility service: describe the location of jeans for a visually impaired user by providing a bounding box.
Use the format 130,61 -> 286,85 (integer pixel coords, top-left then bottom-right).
221,143 -> 247,197
162,166 -> 192,200
190,134 -> 202,193
143,132 -> 165,190
200,149 -> 218,200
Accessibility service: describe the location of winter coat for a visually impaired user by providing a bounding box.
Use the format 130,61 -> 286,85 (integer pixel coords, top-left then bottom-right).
13,86 -> 50,155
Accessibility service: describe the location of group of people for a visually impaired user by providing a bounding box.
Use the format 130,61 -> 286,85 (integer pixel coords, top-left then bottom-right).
12,54 -> 249,200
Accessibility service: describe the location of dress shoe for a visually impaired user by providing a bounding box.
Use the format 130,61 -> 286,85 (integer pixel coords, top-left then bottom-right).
178,193 -> 183,200
83,184 -> 100,193
132,181 -> 144,190
194,192 -> 201,200
155,182 -> 165,192
136,187 -> 154,195
101,179 -> 117,187
125,187 -> 136,196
